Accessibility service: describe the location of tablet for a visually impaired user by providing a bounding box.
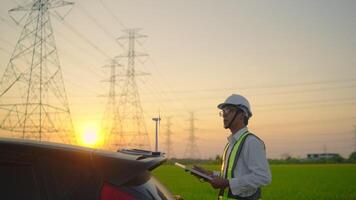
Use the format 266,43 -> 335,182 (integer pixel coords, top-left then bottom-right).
175,162 -> 213,181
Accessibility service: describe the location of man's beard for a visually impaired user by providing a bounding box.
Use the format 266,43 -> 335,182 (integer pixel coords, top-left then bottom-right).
223,120 -> 230,129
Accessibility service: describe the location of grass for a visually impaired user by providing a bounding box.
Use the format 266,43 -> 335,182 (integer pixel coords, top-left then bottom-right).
152,164 -> 356,200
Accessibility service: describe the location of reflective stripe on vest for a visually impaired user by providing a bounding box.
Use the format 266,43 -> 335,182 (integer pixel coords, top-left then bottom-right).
220,143 -> 229,177
219,131 -> 250,200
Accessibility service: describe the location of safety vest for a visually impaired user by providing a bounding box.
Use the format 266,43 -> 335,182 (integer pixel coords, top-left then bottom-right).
218,131 -> 261,200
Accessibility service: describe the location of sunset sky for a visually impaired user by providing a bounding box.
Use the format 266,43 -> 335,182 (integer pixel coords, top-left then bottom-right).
0,0 -> 355,159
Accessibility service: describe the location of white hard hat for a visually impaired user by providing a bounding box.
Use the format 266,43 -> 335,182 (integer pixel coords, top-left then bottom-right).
217,94 -> 252,117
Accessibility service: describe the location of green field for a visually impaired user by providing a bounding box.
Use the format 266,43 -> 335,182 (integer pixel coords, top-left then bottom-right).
152,164 -> 356,200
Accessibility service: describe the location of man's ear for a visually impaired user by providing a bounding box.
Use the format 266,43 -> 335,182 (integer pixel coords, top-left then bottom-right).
236,112 -> 244,120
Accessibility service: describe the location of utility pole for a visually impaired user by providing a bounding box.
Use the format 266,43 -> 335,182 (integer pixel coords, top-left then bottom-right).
184,112 -> 200,159
114,28 -> 150,150
0,0 -> 76,144
152,116 -> 161,152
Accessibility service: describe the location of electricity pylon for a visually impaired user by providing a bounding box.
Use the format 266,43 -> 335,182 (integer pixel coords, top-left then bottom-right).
184,112 -> 200,159
101,59 -> 126,150
114,28 -> 150,150
0,0 -> 76,144
164,116 -> 174,158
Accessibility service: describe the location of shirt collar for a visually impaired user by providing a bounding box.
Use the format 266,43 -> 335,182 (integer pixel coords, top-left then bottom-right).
227,126 -> 248,144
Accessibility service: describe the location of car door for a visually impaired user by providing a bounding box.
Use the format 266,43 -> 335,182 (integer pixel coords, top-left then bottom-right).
0,144 -> 46,200
37,148 -> 102,200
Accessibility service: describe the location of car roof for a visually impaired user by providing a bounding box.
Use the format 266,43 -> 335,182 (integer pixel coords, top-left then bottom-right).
0,137 -> 166,185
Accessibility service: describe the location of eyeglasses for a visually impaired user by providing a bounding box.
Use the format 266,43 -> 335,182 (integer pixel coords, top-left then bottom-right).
219,107 -> 235,117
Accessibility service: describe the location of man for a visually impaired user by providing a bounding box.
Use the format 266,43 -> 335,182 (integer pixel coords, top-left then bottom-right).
194,94 -> 271,200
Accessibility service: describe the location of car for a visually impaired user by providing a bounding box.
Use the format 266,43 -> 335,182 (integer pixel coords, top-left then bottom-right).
0,137 -> 176,200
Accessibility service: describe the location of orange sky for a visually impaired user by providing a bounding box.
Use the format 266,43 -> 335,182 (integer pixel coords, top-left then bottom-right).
0,0 -> 355,158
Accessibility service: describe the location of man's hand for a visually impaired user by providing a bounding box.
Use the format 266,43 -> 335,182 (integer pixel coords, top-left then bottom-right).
192,165 -> 213,176
192,165 -> 229,189
209,176 -> 229,189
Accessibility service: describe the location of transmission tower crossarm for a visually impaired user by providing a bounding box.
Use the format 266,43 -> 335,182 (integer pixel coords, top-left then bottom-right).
50,13 -> 111,59
115,52 -> 148,58
48,0 -> 74,9
8,3 -> 34,12
117,29 -> 147,39
117,35 -> 147,40
114,71 -> 150,77
9,0 -> 74,12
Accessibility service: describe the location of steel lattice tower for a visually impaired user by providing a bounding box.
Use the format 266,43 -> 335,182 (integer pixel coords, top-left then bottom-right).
0,0 -> 76,144
113,28 -> 150,150
101,59 -> 126,150
184,112 -> 200,159
164,116 -> 174,158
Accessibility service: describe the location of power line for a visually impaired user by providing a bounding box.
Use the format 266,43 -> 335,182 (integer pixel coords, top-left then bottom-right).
76,3 -> 119,43
50,12 -> 111,59
0,15 -> 22,32
164,100 -> 356,115
152,78 -> 356,94
98,0 -> 127,29
139,84 -> 356,103
257,116 -> 356,128
257,97 -> 356,108
137,78 -> 190,132
2,5 -> 109,87
3,10 -> 107,66
142,97 -> 356,115
264,130 -> 354,138
136,42 -> 190,112
203,116 -> 356,133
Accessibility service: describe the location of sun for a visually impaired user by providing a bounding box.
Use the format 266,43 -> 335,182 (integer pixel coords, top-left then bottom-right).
79,123 -> 102,148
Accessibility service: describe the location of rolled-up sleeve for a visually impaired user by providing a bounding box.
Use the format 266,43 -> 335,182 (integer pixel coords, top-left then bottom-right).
228,136 -> 272,196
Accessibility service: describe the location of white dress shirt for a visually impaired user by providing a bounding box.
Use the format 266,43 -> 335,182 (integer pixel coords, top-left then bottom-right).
221,127 -> 272,197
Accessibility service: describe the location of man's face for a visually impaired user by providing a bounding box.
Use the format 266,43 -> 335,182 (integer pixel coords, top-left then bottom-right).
220,106 -> 239,129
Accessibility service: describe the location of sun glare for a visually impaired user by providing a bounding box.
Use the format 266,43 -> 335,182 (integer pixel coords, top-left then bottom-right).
80,124 -> 101,148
